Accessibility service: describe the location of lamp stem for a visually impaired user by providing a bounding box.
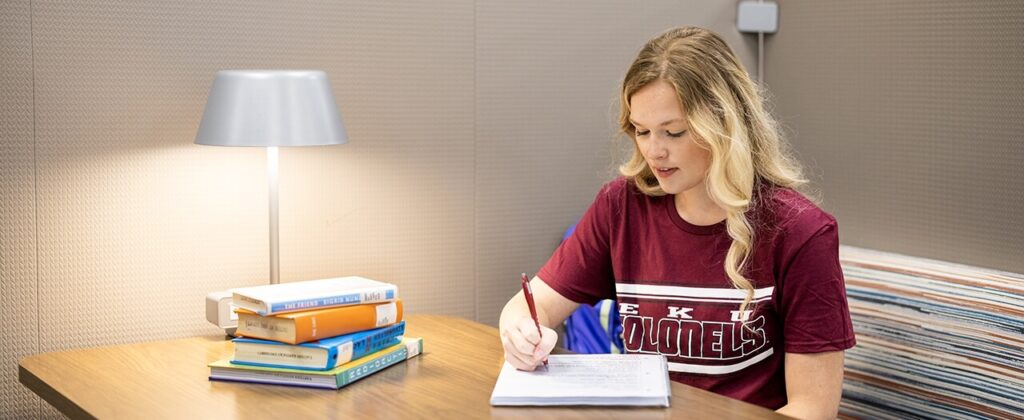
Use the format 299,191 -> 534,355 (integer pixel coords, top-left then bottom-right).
268,146 -> 280,284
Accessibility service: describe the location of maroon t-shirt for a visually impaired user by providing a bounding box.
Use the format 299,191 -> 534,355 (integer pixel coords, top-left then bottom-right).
538,177 -> 856,409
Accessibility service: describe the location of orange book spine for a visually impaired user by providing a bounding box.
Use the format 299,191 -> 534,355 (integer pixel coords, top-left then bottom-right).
291,299 -> 403,344
237,299 -> 403,344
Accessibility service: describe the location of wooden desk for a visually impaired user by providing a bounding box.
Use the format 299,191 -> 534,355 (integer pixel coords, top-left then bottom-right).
20,314 -> 786,419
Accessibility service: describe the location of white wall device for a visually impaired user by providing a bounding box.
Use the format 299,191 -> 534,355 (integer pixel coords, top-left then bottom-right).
205,290 -> 238,336
737,1 -> 779,34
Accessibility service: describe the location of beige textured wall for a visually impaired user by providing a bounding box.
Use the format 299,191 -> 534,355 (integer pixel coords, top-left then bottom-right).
1,1 -> 38,418
1,0 -> 748,417
766,0 -> 1024,273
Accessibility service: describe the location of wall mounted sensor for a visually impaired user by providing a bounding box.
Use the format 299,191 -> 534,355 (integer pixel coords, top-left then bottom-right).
737,1 -> 778,34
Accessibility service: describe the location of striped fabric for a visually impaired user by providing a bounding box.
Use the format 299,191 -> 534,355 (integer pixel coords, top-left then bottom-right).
839,246 -> 1024,419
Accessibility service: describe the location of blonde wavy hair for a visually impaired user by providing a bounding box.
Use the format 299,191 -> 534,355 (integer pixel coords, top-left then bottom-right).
619,27 -> 809,315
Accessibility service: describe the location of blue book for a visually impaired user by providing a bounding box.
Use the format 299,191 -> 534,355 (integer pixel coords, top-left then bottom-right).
231,321 -> 405,370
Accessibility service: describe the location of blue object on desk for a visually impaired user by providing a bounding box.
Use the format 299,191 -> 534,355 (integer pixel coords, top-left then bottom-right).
565,299 -> 624,354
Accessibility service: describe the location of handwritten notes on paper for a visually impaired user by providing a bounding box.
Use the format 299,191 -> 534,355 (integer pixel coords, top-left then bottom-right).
489,354 -> 671,407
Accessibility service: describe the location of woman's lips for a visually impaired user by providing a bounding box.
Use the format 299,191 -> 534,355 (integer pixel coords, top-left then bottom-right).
655,167 -> 678,177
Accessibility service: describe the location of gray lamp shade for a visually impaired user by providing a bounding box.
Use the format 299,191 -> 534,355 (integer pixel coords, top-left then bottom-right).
195,70 -> 348,147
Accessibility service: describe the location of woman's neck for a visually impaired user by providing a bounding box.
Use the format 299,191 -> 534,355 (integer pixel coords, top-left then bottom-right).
674,185 -> 727,226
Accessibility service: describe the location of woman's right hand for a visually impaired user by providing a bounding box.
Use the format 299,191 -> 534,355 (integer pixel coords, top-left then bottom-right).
500,315 -> 558,371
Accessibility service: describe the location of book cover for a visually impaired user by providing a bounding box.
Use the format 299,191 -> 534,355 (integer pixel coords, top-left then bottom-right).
235,299 -> 404,344
231,276 -> 398,315
232,321 -> 406,370
210,337 -> 424,389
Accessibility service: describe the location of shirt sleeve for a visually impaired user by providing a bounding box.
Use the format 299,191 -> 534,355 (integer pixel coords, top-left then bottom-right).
777,222 -> 857,353
537,183 -> 618,305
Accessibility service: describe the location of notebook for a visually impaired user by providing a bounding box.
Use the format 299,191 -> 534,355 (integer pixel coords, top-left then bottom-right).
489,354 -> 671,407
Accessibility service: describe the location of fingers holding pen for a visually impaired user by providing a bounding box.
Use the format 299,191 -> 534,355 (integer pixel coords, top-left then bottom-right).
521,320 -> 557,365
501,317 -> 557,370
510,323 -> 540,356
502,326 -> 540,370
536,324 -> 557,360
517,316 -> 543,345
503,341 -> 537,371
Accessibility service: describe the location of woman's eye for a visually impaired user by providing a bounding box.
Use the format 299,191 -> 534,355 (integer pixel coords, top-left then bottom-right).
635,129 -> 650,137
667,130 -> 687,138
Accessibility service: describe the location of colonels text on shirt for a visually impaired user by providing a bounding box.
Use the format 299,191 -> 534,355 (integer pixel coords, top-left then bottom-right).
616,282 -> 777,375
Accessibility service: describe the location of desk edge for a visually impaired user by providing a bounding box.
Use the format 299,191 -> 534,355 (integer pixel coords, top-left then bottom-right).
18,361 -> 97,420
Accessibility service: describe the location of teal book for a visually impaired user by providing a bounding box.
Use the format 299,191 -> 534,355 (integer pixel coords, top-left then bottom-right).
210,337 -> 423,389
231,321 -> 405,370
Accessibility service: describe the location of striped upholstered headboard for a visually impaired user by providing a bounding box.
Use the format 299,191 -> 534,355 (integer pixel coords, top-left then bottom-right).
838,246 -> 1024,419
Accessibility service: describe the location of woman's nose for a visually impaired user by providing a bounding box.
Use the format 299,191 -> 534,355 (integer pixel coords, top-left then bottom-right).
645,137 -> 668,159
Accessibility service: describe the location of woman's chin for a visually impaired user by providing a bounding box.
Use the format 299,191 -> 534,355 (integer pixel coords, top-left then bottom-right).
656,178 -> 700,195
656,180 -> 681,194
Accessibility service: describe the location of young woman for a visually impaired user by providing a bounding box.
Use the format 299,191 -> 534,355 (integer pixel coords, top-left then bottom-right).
499,27 -> 855,419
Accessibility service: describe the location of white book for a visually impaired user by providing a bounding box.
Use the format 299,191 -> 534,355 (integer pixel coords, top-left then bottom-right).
490,354 -> 671,407
231,276 -> 398,316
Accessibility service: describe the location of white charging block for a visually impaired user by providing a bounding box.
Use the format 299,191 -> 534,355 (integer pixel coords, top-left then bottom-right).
737,1 -> 779,34
205,290 -> 238,336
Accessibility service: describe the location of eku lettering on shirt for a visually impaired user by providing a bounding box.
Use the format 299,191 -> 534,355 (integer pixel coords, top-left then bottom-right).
617,282 -> 775,375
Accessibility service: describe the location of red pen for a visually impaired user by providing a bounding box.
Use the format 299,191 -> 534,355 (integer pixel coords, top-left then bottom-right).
521,273 -> 548,367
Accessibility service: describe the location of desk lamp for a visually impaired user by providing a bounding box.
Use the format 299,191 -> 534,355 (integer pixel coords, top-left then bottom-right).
195,70 -> 348,286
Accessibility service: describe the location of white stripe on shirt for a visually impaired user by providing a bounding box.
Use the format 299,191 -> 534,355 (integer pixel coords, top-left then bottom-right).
616,283 -> 775,301
616,293 -> 773,304
667,348 -> 774,374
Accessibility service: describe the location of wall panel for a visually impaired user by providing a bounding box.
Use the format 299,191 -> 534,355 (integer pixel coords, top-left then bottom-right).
766,0 -> 1024,272
0,1 -> 40,417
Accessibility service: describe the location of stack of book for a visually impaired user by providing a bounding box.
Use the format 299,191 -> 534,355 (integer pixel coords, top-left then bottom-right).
207,276 -> 423,390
